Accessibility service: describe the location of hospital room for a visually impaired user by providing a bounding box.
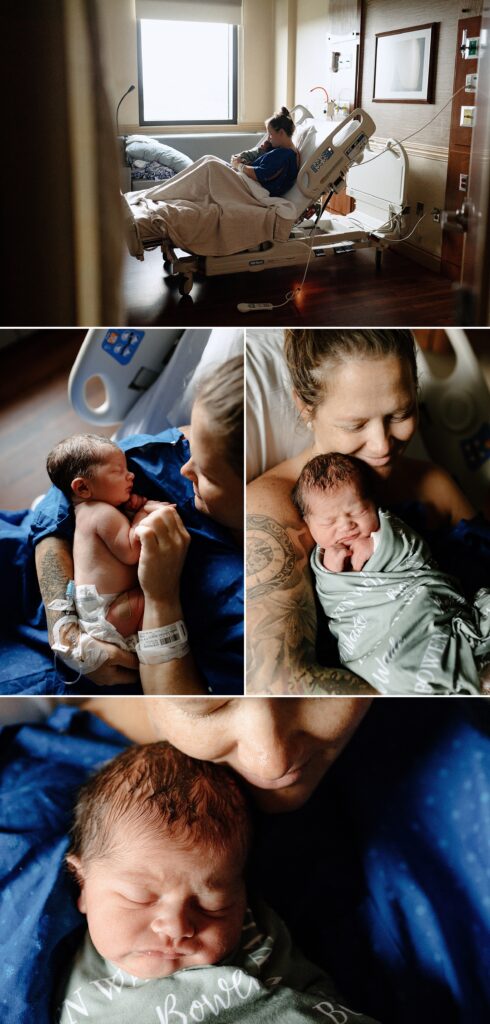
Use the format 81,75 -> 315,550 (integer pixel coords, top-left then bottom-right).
3,0 -> 490,328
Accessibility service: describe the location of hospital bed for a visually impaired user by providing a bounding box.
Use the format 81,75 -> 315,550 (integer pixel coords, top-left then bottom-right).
246,328 -> 490,511
68,326 -> 244,432
123,107 -> 408,297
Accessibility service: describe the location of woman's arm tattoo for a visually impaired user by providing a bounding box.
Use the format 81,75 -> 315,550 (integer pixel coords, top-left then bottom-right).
35,536 -> 80,649
246,514 -> 374,695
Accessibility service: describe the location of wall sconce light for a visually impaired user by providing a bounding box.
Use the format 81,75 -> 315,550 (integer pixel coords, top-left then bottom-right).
116,84 -> 135,136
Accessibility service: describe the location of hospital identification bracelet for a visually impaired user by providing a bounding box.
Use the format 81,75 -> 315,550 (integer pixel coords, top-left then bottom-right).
136,620 -> 190,665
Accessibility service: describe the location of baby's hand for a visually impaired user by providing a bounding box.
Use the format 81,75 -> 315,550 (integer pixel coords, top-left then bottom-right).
123,492 -> 147,513
322,544 -> 351,573
131,500 -> 177,532
350,536 -> 374,572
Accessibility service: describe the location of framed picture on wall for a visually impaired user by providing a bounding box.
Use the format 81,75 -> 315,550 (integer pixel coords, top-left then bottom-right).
373,23 -> 438,103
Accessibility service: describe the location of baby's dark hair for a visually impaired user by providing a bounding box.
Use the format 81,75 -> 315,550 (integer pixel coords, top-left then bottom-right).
267,106 -> 295,137
66,742 -> 252,877
46,434 -> 121,499
292,453 -> 376,519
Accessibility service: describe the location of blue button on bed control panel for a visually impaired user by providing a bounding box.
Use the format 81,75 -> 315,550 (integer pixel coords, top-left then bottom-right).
102,329 -> 145,365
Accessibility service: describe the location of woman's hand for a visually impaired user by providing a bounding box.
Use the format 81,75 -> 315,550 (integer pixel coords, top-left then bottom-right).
135,505 -> 206,694
136,504 -> 190,611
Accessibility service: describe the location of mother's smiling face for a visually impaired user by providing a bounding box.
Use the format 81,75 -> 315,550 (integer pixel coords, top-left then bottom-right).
146,697 -> 372,813
307,356 -> 418,479
285,329 -> 419,481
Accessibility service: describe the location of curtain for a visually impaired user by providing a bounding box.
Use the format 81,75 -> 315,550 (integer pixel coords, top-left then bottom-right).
1,0 -> 124,326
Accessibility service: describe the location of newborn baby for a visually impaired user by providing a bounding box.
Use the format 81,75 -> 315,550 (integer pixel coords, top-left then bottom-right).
46,434 -> 150,653
292,461 -> 380,573
57,742 -> 380,1024
292,452 -> 490,695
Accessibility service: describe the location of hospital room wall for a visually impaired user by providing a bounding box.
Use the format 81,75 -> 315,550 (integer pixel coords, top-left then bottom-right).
98,0 -> 275,131
292,0 -> 475,272
361,0 -> 470,271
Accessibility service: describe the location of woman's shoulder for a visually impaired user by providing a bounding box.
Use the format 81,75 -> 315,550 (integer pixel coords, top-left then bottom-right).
247,450 -> 310,523
392,457 -> 476,525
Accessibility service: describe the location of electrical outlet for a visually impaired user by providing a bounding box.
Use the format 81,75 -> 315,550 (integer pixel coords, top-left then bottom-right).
432,208 -> 441,223
416,202 -> 424,215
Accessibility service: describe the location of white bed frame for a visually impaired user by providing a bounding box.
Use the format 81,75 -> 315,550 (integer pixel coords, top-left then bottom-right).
125,108 -> 408,297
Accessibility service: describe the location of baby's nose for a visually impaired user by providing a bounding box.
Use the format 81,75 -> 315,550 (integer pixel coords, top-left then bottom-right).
150,908 -> 195,940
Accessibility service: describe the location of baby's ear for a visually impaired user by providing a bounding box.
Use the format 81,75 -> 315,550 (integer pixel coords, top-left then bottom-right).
65,854 -> 87,913
71,476 -> 92,499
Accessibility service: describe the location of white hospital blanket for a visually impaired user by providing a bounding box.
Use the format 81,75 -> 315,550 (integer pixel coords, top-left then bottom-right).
126,155 -> 297,256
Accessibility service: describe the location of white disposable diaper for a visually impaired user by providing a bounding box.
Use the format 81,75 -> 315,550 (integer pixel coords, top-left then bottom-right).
74,584 -> 138,652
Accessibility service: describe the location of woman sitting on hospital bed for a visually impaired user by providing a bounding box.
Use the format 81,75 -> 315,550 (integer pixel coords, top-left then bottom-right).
125,106 -> 300,259
230,107 -> 299,197
33,356 -> 244,697
246,329 -> 490,695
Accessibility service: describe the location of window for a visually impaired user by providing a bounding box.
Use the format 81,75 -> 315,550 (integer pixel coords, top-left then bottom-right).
137,19 -> 238,125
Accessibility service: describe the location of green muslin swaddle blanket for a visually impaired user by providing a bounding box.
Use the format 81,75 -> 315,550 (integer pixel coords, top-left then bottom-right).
311,510 -> 490,694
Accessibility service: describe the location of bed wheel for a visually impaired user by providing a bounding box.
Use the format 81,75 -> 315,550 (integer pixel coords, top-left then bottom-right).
179,274 -> 194,296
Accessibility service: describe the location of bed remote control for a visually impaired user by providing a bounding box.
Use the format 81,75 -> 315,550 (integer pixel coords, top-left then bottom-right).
237,302 -> 274,312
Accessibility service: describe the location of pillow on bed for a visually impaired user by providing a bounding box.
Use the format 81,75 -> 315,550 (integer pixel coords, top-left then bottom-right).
166,327 -> 244,426
125,135 -> 192,172
246,328 -> 310,482
128,158 -> 176,182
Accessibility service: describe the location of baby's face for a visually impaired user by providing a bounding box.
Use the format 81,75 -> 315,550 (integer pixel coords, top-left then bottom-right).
75,821 -> 247,979
305,483 -> 379,550
87,448 -> 135,506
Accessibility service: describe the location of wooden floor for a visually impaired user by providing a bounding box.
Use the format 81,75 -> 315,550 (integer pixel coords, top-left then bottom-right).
123,245 -> 455,327
0,331 -> 113,510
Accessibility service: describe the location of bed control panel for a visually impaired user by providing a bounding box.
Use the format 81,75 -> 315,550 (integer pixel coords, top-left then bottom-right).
101,329 -> 145,365
68,328 -> 183,425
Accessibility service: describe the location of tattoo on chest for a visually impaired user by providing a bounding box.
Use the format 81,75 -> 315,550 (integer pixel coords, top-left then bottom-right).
247,515 -> 299,598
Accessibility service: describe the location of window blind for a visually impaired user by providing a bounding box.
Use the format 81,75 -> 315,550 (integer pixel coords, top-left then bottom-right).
135,1 -> 242,25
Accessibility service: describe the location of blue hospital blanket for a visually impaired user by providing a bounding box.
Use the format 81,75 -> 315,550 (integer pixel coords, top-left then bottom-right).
0,701 -> 489,1024
0,430 -> 243,696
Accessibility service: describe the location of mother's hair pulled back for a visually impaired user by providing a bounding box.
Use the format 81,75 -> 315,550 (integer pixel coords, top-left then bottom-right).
267,106 -> 295,137
284,329 -> 418,412
195,354 -> 244,477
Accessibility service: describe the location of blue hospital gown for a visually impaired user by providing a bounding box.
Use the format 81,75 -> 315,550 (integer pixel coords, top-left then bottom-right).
252,147 -> 298,197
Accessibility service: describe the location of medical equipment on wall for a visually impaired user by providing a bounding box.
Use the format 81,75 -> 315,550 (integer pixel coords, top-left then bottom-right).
416,329 -> 490,509
68,327 -> 183,425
